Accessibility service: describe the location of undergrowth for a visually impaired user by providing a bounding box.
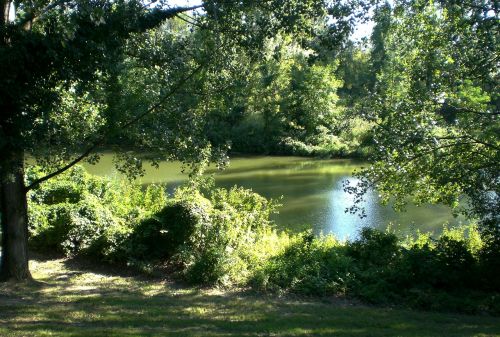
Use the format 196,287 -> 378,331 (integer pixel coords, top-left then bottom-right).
27,165 -> 500,314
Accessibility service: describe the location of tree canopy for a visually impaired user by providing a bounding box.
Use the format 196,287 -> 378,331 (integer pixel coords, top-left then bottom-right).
348,0 -> 499,224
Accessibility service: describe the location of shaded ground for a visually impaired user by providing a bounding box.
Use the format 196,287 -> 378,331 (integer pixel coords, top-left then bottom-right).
0,257 -> 499,337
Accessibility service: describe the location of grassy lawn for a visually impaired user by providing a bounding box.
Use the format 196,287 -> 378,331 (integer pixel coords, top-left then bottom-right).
0,257 -> 499,337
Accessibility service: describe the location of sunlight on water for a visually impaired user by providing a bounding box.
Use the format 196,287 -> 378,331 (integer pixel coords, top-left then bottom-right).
82,154 -> 465,239
326,177 -> 376,240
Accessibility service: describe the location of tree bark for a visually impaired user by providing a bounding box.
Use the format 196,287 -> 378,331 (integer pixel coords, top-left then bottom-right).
0,150 -> 31,282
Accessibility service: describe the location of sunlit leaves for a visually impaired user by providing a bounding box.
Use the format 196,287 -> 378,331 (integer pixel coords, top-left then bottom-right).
353,0 -> 499,221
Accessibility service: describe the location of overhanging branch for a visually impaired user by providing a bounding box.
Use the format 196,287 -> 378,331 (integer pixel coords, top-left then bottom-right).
17,1 -> 204,29
25,60 -> 207,192
25,141 -> 100,191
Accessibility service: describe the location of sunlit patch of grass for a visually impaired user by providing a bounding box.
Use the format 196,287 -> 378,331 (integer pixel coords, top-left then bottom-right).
0,257 -> 499,337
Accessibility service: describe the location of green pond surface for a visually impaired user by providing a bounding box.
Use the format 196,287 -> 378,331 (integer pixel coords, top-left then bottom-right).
83,155 -> 465,240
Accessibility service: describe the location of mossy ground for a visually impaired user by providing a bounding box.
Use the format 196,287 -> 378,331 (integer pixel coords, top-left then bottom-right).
1,256 -> 499,337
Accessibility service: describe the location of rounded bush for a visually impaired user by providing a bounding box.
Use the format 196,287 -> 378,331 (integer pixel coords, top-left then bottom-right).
129,197 -> 211,261
29,203 -> 74,251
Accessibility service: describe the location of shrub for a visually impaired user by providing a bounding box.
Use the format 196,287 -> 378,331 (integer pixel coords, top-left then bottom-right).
343,229 -> 401,303
172,186 -> 280,285
61,196 -> 122,257
31,180 -> 84,205
27,165 -> 168,260
394,242 -> 438,289
253,232 -> 353,296
346,228 -> 400,267
433,236 -> 477,289
128,194 -> 212,261
253,224 -> 499,313
26,165 -> 499,313
29,203 -> 74,251
29,196 -> 122,257
477,218 -> 500,291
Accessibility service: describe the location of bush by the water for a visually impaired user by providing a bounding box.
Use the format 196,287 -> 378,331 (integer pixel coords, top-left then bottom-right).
27,166 -> 167,259
125,186 -> 283,285
27,166 -> 284,286
253,226 -> 499,314
27,166 -> 500,314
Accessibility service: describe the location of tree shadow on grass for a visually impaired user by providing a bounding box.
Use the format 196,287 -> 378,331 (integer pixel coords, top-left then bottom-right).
0,257 -> 499,337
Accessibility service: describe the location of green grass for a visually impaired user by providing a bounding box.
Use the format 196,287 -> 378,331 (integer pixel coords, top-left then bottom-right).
0,258 -> 499,337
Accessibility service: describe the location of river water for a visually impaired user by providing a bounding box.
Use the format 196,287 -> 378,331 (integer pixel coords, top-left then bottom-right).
83,155 -> 464,240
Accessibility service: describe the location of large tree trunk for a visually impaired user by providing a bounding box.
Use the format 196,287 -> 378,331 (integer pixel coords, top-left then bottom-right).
0,151 -> 31,282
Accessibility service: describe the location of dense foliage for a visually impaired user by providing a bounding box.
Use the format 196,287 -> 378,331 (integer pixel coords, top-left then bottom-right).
27,166 -> 283,286
110,22 -> 374,159
199,36 -> 374,157
27,166 -> 167,258
255,226 -> 500,314
28,167 -> 500,314
348,0 -> 499,223
2,0 -> 372,281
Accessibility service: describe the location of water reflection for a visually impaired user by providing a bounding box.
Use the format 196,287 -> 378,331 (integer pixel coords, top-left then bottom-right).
326,177 -> 374,240
83,155 -> 464,239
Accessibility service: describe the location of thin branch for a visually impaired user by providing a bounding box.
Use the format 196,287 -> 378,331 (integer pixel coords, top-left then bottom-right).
402,141 -> 475,165
465,135 -> 500,151
175,13 -> 203,27
435,134 -> 500,152
437,101 -> 500,117
179,12 -> 199,21
119,63 -> 205,132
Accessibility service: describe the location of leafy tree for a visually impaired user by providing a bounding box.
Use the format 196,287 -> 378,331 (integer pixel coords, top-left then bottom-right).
336,40 -> 371,106
369,1 -> 392,90
1,0 -> 210,281
241,37 -> 345,153
203,35 -> 360,156
0,0 -> 366,281
349,0 -> 499,225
